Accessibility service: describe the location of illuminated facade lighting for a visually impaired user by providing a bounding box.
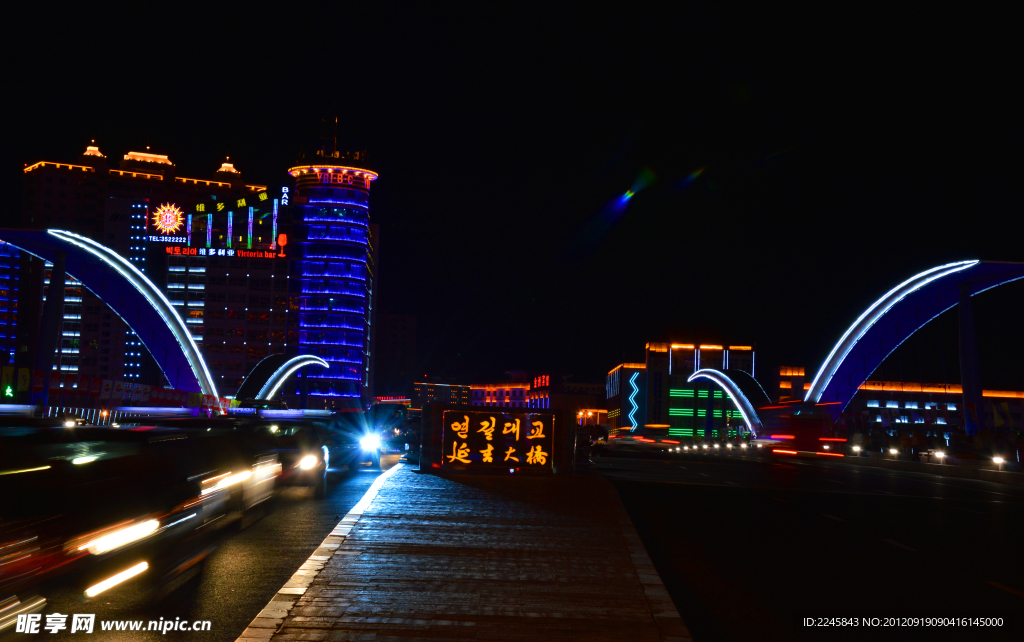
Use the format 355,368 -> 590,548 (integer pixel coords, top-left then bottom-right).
288,156 -> 378,407
627,372 -> 640,428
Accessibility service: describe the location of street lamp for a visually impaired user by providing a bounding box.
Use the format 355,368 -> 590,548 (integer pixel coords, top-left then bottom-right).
934,451 -> 945,464
889,448 -> 898,460
994,456 -> 1005,471
852,445 -> 861,453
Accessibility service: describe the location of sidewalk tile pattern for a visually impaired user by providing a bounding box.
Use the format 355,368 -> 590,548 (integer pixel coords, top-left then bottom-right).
247,466 -> 690,641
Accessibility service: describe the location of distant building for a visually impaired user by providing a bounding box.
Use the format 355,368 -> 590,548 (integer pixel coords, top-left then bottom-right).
18,144 -> 267,388
0,243 -> 20,366
15,142 -> 382,410
470,382 -> 531,408
778,366 -> 806,402
576,409 -> 608,425
528,373 -> 604,412
840,380 -> 1023,432
607,342 -> 756,438
411,381 -> 470,410
606,362 -> 646,433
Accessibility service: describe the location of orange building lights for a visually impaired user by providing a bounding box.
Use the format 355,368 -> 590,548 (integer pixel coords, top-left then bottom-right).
859,380 -> 1024,399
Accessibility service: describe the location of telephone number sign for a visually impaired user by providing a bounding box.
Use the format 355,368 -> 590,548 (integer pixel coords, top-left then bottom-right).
441,410 -> 554,472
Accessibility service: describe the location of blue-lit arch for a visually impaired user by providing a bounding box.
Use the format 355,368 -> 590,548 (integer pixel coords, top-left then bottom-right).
0,229 -> 217,396
805,260 -> 1024,412
688,369 -> 762,437
257,355 -> 329,399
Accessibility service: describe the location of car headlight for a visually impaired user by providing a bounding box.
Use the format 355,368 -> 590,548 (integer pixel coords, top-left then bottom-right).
359,434 -> 381,451
77,519 -> 159,555
299,455 -> 318,470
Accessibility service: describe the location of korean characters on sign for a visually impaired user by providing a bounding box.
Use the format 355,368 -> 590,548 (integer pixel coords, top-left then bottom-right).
442,411 -> 553,471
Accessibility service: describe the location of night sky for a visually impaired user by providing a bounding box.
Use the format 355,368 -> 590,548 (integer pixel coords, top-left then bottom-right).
6,7 -> 1021,390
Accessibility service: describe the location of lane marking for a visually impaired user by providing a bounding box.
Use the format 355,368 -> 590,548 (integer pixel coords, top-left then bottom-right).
986,581 -> 1024,599
881,538 -> 916,552
821,513 -> 843,521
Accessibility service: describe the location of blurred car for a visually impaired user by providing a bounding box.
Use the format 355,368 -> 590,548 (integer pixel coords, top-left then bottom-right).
0,421 -> 272,625
246,422 -> 329,498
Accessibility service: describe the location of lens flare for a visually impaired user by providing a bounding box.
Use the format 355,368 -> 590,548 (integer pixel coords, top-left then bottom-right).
677,166 -> 705,191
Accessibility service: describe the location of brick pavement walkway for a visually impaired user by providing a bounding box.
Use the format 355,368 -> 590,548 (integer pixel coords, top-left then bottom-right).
240,466 -> 690,641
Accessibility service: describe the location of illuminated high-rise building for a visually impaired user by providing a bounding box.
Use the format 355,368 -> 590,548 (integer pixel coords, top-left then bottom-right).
287,151 -> 379,409
607,342 -> 757,437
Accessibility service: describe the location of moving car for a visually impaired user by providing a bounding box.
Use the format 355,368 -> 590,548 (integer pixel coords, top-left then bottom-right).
0,422 -> 260,627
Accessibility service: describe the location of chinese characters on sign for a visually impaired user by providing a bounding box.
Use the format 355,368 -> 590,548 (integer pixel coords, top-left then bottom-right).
441,410 -> 554,472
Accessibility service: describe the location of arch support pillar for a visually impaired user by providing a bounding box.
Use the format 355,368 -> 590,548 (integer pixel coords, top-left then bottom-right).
958,282 -> 984,435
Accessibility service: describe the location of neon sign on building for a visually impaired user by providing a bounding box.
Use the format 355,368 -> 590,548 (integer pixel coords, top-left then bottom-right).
152,203 -> 184,234
162,245 -> 279,260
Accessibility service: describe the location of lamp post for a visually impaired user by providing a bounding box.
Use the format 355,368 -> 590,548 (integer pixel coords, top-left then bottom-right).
994,456 -> 1005,471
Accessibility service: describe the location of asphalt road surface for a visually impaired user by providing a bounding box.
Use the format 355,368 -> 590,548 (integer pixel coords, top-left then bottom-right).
29,455 -> 399,641
599,444 -> 1024,641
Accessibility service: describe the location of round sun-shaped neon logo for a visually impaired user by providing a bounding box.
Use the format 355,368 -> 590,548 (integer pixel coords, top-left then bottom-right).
152,203 -> 184,234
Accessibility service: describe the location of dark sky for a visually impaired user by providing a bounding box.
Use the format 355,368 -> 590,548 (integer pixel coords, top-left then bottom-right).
5,7 -> 1021,389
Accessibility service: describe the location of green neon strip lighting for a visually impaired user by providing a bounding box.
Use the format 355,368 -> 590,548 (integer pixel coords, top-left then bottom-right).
698,391 -> 709,398
714,391 -> 723,398
713,410 -> 723,417
669,409 -> 694,416
697,409 -> 706,417
670,389 -> 695,397
697,429 -> 705,437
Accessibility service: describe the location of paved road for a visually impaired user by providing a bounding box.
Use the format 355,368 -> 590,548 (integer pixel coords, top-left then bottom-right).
598,446 -> 1024,641
34,455 -> 399,641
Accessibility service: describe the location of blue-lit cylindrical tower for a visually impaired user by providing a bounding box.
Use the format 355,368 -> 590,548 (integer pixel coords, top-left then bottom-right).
288,159 -> 378,409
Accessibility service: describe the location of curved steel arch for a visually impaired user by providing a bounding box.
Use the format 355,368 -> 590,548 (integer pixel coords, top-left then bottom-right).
0,229 -> 217,396
235,354 -> 330,400
258,355 -> 329,400
806,260 -> 1024,411
688,369 -> 763,437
